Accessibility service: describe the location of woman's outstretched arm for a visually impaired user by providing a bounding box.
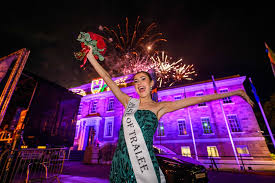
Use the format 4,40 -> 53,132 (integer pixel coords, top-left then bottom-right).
86,47 -> 130,107
158,89 -> 254,118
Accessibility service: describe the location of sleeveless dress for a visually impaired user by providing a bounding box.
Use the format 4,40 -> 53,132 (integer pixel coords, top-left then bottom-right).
109,110 -> 161,183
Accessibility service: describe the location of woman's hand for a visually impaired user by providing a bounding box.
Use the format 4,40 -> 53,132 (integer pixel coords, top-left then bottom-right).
236,89 -> 255,107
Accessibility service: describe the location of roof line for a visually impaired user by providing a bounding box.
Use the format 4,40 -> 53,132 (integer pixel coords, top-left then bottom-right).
158,74 -> 242,91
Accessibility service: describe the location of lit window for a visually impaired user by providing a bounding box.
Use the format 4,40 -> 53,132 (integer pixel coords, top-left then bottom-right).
157,121 -> 165,136
236,145 -> 250,156
107,98 -> 114,111
181,146 -> 191,157
207,146 -> 219,157
178,120 -> 187,135
220,88 -> 232,104
104,117 -> 114,137
195,92 -> 206,107
227,114 -> 242,132
201,117 -> 213,134
174,95 -> 182,101
90,101 -> 98,113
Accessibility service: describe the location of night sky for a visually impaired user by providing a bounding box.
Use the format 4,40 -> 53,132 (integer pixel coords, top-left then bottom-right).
0,2 -> 274,102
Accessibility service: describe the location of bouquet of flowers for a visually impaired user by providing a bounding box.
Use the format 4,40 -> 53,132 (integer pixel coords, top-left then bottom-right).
74,32 -> 106,67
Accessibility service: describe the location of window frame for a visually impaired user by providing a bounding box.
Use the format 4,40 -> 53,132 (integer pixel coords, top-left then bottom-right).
157,121 -> 165,137
177,119 -> 188,136
195,91 -> 207,107
227,114 -> 242,132
174,95 -> 182,101
78,103 -> 83,115
181,146 -> 191,157
104,117 -> 114,137
201,117 -> 214,134
236,145 -> 251,157
107,98 -> 115,111
89,100 -> 98,114
219,88 -> 233,104
207,146 -> 219,158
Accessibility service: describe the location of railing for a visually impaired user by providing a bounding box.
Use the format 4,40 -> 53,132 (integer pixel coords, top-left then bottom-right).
0,148 -> 66,183
0,131 -> 12,144
197,155 -> 275,171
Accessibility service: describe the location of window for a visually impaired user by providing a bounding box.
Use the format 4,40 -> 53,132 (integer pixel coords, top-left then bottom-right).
174,95 -> 182,101
207,146 -> 219,157
90,101 -> 98,113
227,114 -> 242,132
178,120 -> 187,135
104,117 -> 114,137
157,121 -> 165,136
78,103 -> 83,115
236,145 -> 250,156
181,146 -> 191,157
220,88 -> 232,104
107,98 -> 114,111
195,92 -> 206,107
201,117 -> 213,134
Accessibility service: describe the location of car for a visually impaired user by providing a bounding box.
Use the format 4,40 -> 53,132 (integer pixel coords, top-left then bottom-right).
154,145 -> 208,183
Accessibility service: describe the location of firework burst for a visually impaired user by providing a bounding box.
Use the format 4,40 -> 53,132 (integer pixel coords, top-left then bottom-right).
116,54 -> 155,75
150,51 -> 197,87
99,16 -> 167,57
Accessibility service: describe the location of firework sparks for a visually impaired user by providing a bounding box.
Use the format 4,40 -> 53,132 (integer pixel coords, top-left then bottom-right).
150,51 -> 197,87
99,16 -> 167,57
119,54 -> 155,75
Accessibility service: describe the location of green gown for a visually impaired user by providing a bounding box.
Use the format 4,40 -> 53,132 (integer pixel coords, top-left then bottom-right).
109,110 -> 161,183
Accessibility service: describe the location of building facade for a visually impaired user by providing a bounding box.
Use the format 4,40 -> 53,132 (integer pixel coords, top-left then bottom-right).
70,75 -> 274,170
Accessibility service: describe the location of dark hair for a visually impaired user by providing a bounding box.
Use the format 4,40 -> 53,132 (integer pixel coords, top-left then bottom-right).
134,71 -> 153,81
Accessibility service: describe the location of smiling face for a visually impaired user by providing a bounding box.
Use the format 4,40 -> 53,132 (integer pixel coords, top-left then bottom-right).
134,72 -> 154,98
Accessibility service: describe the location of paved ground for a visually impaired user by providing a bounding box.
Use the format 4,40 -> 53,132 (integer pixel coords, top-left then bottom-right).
60,161 -> 275,183
59,175 -> 109,183
208,171 -> 275,183
61,161 -> 110,183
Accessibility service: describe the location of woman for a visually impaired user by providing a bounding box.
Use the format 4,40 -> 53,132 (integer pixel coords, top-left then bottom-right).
86,47 -> 254,183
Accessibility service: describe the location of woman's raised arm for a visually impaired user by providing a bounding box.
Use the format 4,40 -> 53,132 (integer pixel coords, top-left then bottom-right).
86,47 -> 130,107
158,89 -> 254,118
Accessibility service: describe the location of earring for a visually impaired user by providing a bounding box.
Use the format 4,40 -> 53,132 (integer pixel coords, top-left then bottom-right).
150,86 -> 152,90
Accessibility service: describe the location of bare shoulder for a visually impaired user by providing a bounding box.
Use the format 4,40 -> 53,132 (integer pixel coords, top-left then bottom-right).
156,101 -> 172,109
155,101 -> 172,119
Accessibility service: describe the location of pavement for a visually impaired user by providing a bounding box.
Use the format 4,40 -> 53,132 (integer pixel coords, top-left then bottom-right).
59,175 -> 109,183
60,161 -> 110,183
60,161 -> 275,183
207,171 -> 275,183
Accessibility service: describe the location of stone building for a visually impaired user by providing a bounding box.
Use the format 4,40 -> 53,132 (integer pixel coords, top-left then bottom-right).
70,74 -> 274,170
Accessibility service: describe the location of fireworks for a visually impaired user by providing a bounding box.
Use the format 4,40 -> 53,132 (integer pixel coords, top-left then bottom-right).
108,51 -> 197,88
150,51 -> 197,87
94,17 -> 197,88
99,16 -> 167,57
119,54 -> 155,75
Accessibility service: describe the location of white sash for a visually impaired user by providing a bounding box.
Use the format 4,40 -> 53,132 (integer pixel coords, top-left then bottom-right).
123,98 -> 166,183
